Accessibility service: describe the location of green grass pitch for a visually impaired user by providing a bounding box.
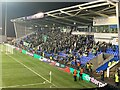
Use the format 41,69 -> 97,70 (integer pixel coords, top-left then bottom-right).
1,44 -> 97,88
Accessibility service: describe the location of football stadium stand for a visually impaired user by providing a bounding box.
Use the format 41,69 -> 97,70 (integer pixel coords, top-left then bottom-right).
3,0 -> 120,89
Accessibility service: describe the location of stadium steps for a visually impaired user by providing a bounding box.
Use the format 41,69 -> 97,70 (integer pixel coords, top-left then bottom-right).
96,54 -> 115,72
108,61 -> 120,77
88,53 -> 114,71
86,71 -> 120,89
92,71 -> 117,88
96,57 -> 118,72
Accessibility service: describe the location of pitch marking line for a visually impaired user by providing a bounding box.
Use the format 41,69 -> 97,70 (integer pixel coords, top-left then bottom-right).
6,55 -> 57,88
2,82 -> 46,88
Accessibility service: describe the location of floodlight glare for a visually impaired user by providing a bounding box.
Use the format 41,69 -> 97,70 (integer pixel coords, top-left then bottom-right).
35,25 -> 38,27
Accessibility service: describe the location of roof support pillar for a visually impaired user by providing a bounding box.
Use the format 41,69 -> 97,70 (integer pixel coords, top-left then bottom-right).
116,2 -> 120,60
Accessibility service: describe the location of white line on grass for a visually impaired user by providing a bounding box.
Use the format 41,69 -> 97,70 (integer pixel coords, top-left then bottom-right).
2,82 -> 46,88
6,55 -> 57,88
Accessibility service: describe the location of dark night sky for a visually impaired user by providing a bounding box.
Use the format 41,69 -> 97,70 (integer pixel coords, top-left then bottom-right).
2,2 -> 83,37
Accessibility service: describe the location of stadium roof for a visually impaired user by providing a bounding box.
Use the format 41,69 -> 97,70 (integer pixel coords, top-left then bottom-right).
11,0 -> 119,27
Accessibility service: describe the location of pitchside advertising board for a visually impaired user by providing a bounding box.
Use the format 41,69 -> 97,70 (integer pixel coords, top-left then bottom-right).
82,73 -> 107,87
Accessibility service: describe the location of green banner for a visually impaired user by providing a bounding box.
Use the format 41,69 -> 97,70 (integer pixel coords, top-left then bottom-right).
34,54 -> 41,59
70,68 -> 74,73
77,70 -> 80,77
82,73 -> 90,82
22,49 -> 27,54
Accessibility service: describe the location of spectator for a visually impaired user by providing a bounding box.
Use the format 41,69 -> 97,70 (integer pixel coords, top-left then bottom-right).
118,67 -> 120,76
77,62 -> 80,70
100,70 -> 104,81
115,71 -> 119,86
108,61 -> 112,67
86,63 -> 90,73
89,63 -> 93,73
42,52 -> 45,57
103,53 -> 106,60
50,56 -> 53,60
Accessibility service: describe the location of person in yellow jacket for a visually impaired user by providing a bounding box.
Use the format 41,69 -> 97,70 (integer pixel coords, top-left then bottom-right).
42,52 -> 45,57
108,61 -> 111,67
86,63 -> 89,73
115,72 -> 119,86
89,63 -> 93,73
50,56 -> 52,60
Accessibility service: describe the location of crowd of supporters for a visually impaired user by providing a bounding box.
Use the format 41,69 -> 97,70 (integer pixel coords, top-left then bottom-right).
13,27 -> 120,86
14,28 -> 119,70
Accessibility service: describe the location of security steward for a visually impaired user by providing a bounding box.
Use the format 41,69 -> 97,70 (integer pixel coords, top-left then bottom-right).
73,69 -> 78,81
115,72 -> 119,86
79,67 -> 84,80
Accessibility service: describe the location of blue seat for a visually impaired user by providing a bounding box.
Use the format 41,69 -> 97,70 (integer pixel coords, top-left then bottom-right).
71,61 -> 75,65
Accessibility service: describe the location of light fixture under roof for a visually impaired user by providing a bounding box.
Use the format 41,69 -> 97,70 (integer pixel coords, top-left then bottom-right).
35,25 -> 38,27
45,25 -> 48,27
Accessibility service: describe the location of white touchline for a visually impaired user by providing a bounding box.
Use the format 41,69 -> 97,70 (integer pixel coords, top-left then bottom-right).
6,55 -> 57,88
2,82 -> 46,88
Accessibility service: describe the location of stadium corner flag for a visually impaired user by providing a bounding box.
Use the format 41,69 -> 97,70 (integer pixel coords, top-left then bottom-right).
49,71 -> 52,76
49,71 -> 52,83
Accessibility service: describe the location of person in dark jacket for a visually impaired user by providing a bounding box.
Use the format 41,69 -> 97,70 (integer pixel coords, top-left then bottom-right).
89,63 -> 93,73
86,63 -> 89,73
100,70 -> 104,81
79,67 -> 84,80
